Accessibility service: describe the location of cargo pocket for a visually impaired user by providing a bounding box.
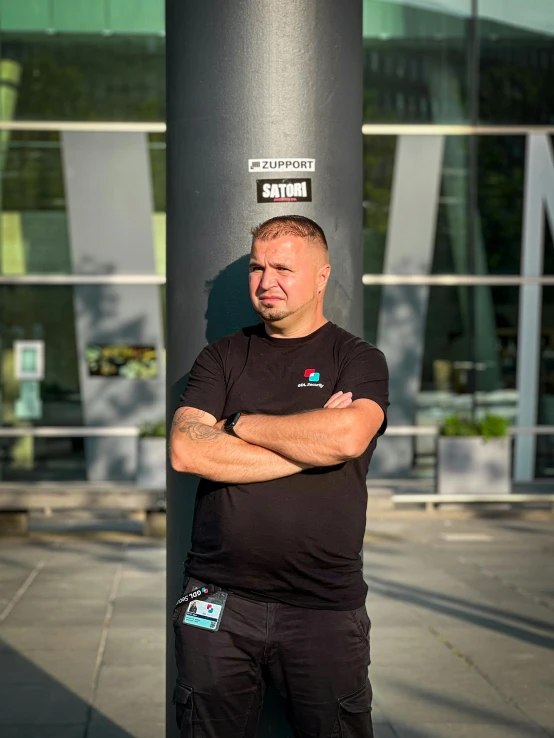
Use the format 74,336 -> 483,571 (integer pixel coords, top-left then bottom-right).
349,606 -> 371,643
331,680 -> 373,738
173,681 -> 194,736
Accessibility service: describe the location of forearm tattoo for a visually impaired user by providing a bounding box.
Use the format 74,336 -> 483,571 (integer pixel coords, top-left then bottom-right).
172,408 -> 221,441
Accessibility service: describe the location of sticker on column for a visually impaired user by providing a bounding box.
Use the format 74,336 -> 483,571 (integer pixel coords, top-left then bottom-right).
249,158 -> 315,173
257,178 -> 312,204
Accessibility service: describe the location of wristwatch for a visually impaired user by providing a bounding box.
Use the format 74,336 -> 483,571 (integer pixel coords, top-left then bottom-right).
223,412 -> 242,436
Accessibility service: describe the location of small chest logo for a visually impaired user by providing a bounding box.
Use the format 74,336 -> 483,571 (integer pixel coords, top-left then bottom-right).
298,368 -> 324,388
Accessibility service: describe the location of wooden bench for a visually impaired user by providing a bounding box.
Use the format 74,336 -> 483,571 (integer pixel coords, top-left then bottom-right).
392,493 -> 554,514
0,483 -> 166,536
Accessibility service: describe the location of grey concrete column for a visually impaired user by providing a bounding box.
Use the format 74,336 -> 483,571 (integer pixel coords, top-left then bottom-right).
166,1 -> 363,735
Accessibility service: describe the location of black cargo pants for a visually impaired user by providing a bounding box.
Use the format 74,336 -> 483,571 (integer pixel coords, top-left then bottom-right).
173,576 -> 373,738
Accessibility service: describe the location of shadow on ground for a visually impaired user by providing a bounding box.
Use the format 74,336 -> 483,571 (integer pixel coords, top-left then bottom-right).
367,575 -> 554,650
0,638 -> 135,738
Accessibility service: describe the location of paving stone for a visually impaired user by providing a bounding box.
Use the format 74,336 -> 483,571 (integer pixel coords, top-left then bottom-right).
110,598 -> 165,629
7,598 -> 108,625
25,578 -> 115,600
392,722 -> 549,738
0,626 -> 102,652
102,627 -> 164,667
93,665 -> 165,734
373,660 -> 527,725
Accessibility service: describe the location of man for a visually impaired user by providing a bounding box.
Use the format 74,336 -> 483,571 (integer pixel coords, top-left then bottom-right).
170,215 -> 388,738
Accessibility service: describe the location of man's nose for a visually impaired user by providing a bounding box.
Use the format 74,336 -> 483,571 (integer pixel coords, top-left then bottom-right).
259,269 -> 276,291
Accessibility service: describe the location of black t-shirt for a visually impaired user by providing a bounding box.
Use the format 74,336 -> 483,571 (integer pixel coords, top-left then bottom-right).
178,321 -> 389,610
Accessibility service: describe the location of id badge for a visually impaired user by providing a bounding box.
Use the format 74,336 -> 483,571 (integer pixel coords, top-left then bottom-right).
182,591 -> 228,632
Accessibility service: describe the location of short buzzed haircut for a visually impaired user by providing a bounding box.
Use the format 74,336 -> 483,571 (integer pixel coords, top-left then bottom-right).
251,215 -> 328,252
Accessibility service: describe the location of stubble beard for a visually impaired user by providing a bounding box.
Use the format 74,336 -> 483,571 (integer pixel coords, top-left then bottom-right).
254,293 -> 318,324
255,304 -> 295,322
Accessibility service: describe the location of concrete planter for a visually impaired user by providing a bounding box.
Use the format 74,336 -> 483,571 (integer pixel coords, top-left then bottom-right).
137,438 -> 166,490
437,436 -> 511,495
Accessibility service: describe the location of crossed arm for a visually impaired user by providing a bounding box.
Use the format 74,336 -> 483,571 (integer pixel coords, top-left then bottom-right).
170,392 -> 385,483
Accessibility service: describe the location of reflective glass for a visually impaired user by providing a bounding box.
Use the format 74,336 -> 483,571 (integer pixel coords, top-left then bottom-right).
365,284 -> 518,478
363,135 -> 395,279
0,286 -> 83,427
474,286 -> 518,411
363,135 -> 472,276
536,435 -> 554,479
0,131 -> 166,275
478,136 -> 525,275
479,0 -> 554,125
364,133 -> 554,278
0,34 -> 165,122
0,436 -> 87,482
538,286 -> 554,423
0,285 -> 166,426
478,134 -> 554,276
363,0 -> 472,123
536,286 -> 554,477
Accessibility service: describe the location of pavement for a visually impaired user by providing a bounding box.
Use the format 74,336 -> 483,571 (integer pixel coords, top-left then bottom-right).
0,512 -> 553,738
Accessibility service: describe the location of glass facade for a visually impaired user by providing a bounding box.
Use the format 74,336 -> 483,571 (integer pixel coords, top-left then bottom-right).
1,35 -> 165,122
363,0 -> 472,123
1,0 -> 553,483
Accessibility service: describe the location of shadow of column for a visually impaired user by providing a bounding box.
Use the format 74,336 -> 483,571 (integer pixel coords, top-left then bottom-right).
0,638 -> 138,738
167,254 -> 293,737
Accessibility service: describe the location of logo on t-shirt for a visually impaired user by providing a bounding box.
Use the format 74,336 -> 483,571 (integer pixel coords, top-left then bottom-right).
298,368 -> 324,388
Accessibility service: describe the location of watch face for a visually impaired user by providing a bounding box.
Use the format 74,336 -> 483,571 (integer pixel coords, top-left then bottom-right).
225,412 -> 241,431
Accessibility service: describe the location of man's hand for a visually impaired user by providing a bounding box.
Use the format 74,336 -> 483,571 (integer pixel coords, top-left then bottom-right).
323,390 -> 353,409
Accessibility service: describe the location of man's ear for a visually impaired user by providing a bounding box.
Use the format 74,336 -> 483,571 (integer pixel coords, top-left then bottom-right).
318,264 -> 331,293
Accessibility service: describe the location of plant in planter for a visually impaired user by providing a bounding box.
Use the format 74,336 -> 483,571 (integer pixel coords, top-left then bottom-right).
437,414 -> 511,495
137,421 -> 166,490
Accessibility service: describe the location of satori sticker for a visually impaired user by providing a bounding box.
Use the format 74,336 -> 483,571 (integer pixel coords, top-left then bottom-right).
249,158 -> 315,173
256,178 -> 312,204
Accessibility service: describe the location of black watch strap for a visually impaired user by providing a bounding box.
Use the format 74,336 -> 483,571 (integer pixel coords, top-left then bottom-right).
223,412 -> 242,435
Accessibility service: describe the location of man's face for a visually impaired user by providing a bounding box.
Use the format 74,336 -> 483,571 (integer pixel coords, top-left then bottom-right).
249,235 -> 330,324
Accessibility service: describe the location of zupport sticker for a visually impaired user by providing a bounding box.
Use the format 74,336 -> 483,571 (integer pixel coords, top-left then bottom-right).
257,178 -> 312,204
249,158 -> 315,173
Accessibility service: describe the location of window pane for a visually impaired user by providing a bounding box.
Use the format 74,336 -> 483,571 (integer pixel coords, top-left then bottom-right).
364,135 -> 472,276
364,133 -> 554,278
0,34 -> 165,122
366,284 -> 518,478
0,435 -> 87,482
536,436 -> 554,479
479,1 -> 554,125
0,131 -> 166,275
538,286 -> 554,421
478,136 -> 525,275
536,286 -> 554,477
0,285 -> 165,425
363,0 -> 472,123
0,286 -> 83,427
475,286 -> 518,403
